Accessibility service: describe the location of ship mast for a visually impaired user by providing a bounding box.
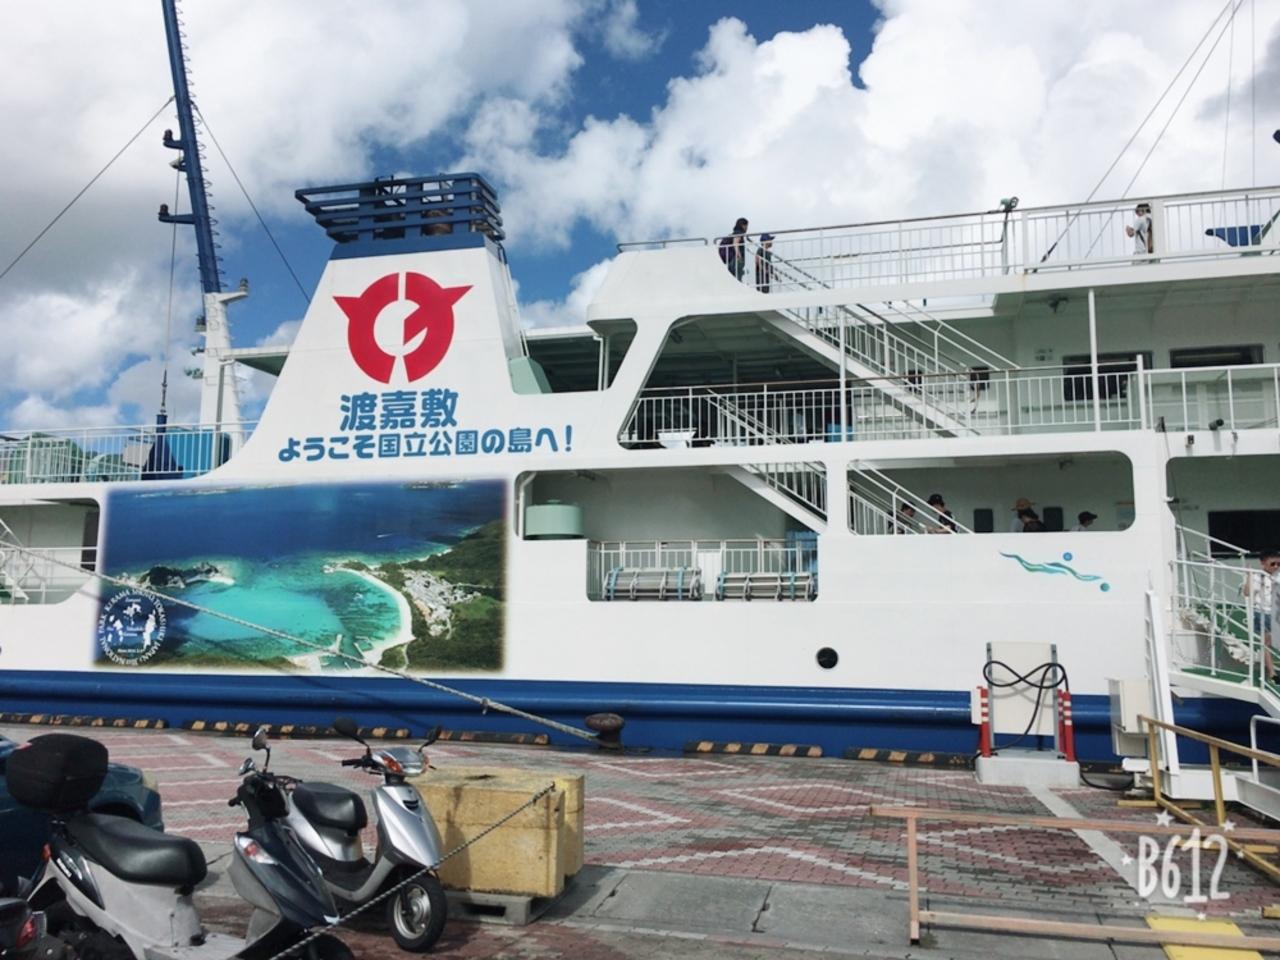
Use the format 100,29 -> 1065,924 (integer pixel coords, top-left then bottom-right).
157,0 -> 245,441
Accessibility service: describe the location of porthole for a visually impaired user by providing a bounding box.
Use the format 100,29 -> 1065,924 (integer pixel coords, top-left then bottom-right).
816,647 -> 838,670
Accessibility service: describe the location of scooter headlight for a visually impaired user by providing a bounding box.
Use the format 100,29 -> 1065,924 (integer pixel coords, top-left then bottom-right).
236,835 -> 279,865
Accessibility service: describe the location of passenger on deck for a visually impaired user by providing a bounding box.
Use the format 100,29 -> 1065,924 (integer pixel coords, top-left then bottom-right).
719,218 -> 749,281
755,233 -> 775,292
1071,511 -> 1098,531
925,493 -> 956,533
1022,519 -> 1047,532
1241,550 -> 1279,643
1010,497 -> 1036,532
894,502 -> 920,535
1126,202 -> 1153,256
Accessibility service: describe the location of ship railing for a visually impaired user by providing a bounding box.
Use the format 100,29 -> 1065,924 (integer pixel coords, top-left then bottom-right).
750,242 -> 1017,380
0,541 -> 96,605
635,184 -> 1280,289
621,364 -> 1143,446
743,461 -> 828,521
586,537 -> 816,601
0,420 -> 259,485
1144,362 -> 1280,433
1168,555 -> 1270,693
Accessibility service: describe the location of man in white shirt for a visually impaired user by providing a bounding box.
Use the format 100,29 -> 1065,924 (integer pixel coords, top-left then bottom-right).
1243,550 -> 1279,678
1071,511 -> 1098,532
1125,203 -> 1153,255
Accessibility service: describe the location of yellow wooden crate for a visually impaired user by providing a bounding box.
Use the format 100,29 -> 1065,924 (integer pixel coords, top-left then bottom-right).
413,767 -> 580,897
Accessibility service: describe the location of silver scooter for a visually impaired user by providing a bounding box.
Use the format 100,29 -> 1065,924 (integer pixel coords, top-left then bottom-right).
283,718 -> 447,952
13,731 -> 353,960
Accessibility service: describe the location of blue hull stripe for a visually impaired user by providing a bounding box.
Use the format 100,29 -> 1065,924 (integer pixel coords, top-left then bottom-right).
0,671 -> 1260,761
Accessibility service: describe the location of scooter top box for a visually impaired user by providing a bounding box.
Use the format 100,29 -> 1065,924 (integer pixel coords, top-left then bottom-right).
6,734 -> 108,812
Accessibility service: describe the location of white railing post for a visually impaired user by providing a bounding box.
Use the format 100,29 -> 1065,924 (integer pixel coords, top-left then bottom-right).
1226,369 -> 1236,431
1088,289 -> 1102,431
1136,353 -> 1148,429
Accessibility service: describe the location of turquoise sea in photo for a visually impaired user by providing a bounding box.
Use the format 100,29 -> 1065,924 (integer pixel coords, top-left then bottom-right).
97,480 -> 504,669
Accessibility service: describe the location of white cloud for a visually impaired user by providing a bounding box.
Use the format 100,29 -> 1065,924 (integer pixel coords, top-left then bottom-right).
0,0 -> 600,425
599,0 -> 666,60
472,3 -> 1280,252
519,258 -> 613,328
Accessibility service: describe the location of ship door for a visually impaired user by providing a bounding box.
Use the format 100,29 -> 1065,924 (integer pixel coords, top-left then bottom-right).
697,544 -> 722,602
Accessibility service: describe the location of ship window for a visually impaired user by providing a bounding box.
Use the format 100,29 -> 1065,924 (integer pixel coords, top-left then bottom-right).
972,508 -> 994,533
1061,352 -> 1153,402
1169,344 -> 1263,369
1042,506 -> 1064,532
1208,510 -> 1280,557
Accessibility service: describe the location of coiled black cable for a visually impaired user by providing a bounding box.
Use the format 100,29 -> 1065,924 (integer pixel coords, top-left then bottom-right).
979,659 -> 1133,791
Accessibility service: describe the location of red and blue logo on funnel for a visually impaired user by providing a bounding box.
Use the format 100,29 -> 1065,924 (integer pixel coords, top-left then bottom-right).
335,272 -> 470,383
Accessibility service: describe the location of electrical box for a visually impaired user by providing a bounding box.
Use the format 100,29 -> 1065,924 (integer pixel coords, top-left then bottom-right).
1108,677 -> 1151,757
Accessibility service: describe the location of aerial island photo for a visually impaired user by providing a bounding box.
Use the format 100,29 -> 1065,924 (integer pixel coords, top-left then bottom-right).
95,480 -> 505,673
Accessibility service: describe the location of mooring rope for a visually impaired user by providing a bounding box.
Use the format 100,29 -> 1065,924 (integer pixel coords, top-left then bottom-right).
267,782 -> 556,960
0,540 -> 598,743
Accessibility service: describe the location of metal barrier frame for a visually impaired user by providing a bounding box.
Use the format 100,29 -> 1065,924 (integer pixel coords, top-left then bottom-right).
1140,713 -> 1280,883
872,803 -> 1280,950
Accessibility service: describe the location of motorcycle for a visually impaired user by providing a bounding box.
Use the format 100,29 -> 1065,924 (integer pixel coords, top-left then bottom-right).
282,718 -> 447,951
11,732 -> 352,960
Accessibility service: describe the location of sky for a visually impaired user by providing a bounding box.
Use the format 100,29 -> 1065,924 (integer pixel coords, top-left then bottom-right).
1,0 -> 1278,428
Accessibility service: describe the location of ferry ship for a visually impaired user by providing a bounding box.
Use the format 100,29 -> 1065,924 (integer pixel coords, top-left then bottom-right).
2,4 -> 1279,767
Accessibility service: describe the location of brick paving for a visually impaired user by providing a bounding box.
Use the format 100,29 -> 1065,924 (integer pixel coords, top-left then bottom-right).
7,724 -> 1280,957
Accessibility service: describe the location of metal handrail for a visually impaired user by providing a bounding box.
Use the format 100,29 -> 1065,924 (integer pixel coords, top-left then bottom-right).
618,182 -> 1280,246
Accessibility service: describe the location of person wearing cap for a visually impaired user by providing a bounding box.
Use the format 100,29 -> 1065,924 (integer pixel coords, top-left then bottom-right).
1071,511 -> 1098,532
755,233 -> 775,292
926,493 -> 956,533
1010,497 -> 1037,532
718,217 -> 749,280
1126,202 -> 1154,256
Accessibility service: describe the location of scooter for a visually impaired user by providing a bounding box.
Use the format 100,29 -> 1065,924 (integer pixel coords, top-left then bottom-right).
282,718 -> 447,951
11,731 -> 353,960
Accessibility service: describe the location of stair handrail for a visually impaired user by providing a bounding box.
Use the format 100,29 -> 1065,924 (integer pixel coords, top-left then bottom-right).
744,461 -> 828,519
876,299 -> 1017,372
849,463 -> 974,534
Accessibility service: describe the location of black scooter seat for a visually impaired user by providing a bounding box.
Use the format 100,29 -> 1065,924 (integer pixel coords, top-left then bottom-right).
68,814 -> 207,887
293,782 -> 367,834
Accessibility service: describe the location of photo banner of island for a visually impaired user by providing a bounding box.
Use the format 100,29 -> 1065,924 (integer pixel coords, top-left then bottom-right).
93,480 -> 505,674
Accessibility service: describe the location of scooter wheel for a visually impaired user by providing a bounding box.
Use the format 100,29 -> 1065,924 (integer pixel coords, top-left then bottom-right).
386,873 -> 447,952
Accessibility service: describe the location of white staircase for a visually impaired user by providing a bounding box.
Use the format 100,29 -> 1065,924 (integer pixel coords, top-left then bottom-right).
847,462 -> 972,535
750,241 -> 1016,436
701,392 -> 828,530
0,518 -> 35,604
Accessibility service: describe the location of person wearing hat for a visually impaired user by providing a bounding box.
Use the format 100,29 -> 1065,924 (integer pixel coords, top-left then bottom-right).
755,233 -> 775,292
1010,497 -> 1038,532
1071,511 -> 1098,532
926,492 -> 956,533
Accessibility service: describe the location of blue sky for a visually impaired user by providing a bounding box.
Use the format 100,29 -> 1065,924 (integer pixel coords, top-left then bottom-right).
0,0 -> 1277,428
216,1 -> 880,334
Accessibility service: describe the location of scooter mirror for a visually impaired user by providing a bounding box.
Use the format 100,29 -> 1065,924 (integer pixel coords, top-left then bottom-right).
332,716 -> 360,739
238,757 -> 256,776
251,727 -> 270,752
422,725 -> 443,747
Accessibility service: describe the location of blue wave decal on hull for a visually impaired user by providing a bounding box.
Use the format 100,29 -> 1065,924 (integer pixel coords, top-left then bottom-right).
1000,551 -> 1111,591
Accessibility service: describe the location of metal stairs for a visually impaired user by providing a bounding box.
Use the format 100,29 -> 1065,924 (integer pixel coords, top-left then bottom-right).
0,518 -> 33,604
702,392 -> 827,530
847,463 -> 972,535
748,240 -> 1016,437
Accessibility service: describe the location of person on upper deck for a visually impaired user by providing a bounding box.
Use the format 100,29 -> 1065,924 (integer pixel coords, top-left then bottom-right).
1125,202 -> 1153,256
1010,497 -> 1036,532
1071,511 -> 1098,531
894,502 -> 920,535
755,233 -> 775,292
719,218 -> 749,280
926,493 -> 956,533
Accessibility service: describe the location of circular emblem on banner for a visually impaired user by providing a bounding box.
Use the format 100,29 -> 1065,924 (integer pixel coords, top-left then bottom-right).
97,590 -> 167,666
